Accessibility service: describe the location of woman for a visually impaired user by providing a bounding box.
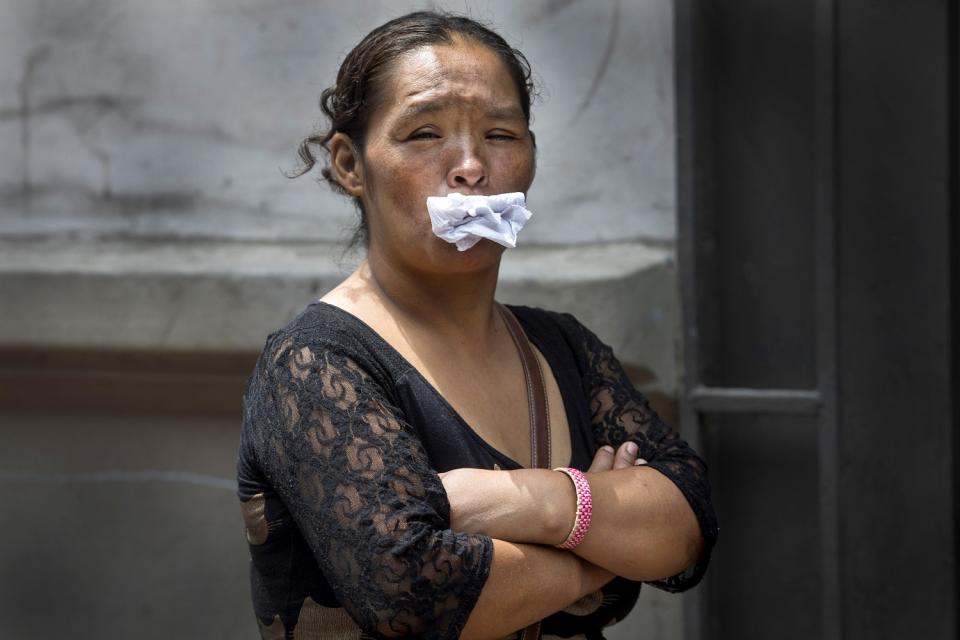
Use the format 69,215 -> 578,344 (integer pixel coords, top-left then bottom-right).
237,11 -> 717,640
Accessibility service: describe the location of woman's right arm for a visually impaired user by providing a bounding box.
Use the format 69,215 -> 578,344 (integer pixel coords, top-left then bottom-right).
461,540 -> 614,639
245,337 -> 606,639
460,444 -> 637,638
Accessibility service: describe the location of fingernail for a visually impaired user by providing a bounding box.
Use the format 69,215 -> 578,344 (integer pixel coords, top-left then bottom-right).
634,458 -> 647,466
602,445 -> 615,454
626,442 -> 639,456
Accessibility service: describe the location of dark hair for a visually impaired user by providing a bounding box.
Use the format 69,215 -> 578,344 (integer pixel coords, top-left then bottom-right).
292,10 -> 537,249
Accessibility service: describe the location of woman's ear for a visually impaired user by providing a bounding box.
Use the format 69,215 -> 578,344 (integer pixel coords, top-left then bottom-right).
329,132 -> 364,197
528,129 -> 538,184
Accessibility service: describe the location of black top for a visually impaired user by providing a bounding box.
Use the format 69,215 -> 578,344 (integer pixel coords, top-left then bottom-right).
237,302 -> 718,640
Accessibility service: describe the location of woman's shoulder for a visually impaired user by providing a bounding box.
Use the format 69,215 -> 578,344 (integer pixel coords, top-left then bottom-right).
253,301 -> 404,381
504,304 -> 609,371
259,301 -> 352,352
505,304 -> 593,345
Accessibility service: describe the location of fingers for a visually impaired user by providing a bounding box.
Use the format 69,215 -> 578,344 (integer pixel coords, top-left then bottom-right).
589,442 -> 648,472
588,445 -> 616,472
612,441 -> 640,469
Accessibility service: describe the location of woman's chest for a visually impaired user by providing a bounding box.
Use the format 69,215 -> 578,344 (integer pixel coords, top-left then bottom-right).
394,348 -> 592,472
441,347 -> 572,467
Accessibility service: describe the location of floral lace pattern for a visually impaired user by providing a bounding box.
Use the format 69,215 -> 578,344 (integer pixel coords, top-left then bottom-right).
243,330 -> 492,639
559,312 -> 719,591
239,304 -> 716,639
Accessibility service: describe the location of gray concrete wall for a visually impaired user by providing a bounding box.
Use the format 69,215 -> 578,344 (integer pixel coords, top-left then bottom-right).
0,413 -> 254,639
0,0 -> 675,244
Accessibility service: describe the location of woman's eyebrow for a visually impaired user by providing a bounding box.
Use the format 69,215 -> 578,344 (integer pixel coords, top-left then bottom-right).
395,100 -> 447,122
395,99 -> 525,123
485,105 -> 526,122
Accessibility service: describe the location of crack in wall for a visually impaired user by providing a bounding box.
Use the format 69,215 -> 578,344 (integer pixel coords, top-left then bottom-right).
0,94 -> 138,121
0,468 -> 236,491
569,0 -> 620,124
17,45 -> 52,209
529,0 -> 583,22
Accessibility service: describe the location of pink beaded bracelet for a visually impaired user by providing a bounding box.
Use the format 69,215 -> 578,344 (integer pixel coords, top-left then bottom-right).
553,467 -> 593,550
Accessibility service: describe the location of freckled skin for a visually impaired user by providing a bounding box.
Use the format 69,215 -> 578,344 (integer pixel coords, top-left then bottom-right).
357,38 -> 537,277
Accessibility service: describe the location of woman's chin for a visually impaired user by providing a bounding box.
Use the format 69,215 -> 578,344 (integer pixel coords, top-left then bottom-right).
428,237 -> 507,274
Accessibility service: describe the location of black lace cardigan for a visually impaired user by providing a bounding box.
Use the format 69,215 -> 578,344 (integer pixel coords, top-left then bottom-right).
237,302 -> 718,640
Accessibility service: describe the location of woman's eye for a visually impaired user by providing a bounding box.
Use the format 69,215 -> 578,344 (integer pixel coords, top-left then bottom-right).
409,130 -> 440,140
487,132 -> 517,141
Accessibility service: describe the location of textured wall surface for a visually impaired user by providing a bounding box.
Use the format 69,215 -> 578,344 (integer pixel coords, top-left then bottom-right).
0,0 -> 675,243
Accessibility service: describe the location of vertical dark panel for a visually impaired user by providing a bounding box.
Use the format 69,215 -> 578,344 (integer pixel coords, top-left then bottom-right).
813,1 -> 841,636
950,0 -> 960,626
836,2 -> 956,637
676,2 -> 825,638
674,2 -> 709,637
703,415 -> 821,640
679,0 -> 719,407
703,1 -> 818,390
689,4 -> 823,633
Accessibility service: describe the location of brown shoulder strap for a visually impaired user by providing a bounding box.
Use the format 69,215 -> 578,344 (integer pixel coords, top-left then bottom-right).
518,622 -> 542,640
498,304 -> 548,640
498,304 -> 551,470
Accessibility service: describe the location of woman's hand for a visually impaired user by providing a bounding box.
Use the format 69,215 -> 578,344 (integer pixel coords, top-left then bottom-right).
587,442 -> 647,473
439,441 -> 645,539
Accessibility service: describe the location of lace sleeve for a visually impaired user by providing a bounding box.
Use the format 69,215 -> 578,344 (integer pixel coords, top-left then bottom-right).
244,333 -> 493,639
567,316 -> 719,593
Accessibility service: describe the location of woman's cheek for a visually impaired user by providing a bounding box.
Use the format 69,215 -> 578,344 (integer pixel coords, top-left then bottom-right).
376,162 -> 425,219
496,145 -> 536,191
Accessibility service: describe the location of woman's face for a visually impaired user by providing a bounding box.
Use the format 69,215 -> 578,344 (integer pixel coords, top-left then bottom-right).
354,38 -> 536,274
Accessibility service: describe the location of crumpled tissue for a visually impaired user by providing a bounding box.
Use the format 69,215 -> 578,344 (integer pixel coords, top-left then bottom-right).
426,192 -> 533,251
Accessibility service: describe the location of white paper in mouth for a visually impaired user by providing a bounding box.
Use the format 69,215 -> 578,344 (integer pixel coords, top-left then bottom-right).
426,192 -> 533,251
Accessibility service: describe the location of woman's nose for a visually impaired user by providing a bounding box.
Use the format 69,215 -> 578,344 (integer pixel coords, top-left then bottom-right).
447,143 -> 487,189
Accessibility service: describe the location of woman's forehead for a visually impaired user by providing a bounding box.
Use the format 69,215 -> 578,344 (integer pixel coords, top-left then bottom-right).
379,41 -> 521,114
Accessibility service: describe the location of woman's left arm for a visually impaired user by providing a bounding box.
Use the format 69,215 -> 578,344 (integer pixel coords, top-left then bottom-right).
442,314 -> 719,587
442,450 -> 705,583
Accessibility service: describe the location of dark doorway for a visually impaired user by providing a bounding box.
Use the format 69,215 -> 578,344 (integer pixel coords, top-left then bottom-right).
675,2 -> 958,638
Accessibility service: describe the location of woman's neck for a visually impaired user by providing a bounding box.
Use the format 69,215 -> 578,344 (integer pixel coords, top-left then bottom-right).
367,251 -> 500,337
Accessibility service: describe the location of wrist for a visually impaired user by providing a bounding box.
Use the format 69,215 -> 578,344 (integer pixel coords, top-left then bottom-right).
547,469 -> 579,545
501,469 -> 577,545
